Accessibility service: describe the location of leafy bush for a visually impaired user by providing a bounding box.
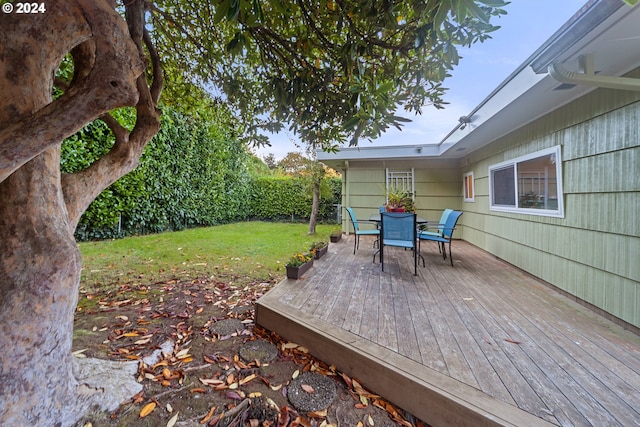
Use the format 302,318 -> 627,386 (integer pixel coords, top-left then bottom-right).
63,107 -> 341,241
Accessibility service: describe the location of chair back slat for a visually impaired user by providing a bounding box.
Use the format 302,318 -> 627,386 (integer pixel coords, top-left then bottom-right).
346,207 -> 360,232
442,210 -> 463,239
437,209 -> 453,233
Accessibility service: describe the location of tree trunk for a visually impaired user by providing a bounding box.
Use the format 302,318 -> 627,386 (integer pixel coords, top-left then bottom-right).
308,181 -> 320,235
0,1 -> 160,425
0,152 -> 93,426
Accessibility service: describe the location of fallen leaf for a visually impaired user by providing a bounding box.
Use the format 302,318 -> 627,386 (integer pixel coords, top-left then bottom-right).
301,384 -> 315,393
367,414 -> 374,426
190,387 -> 206,393
226,390 -> 245,400
292,370 -> 299,379
504,338 -> 522,344
341,373 -> 353,388
200,406 -> 216,424
200,378 -> 224,386
139,401 -> 156,418
175,347 -> 191,359
282,342 -> 299,350
72,349 -> 88,358
166,411 -> 179,427
239,373 -> 256,385
308,409 -> 327,418
166,403 -> 173,413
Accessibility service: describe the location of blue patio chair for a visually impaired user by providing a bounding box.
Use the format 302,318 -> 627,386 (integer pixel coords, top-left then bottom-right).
346,207 -> 380,254
418,210 -> 463,266
379,212 -> 418,275
419,208 -> 453,255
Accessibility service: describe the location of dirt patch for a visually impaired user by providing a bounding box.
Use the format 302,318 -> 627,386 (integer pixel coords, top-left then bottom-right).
73,277 -> 426,426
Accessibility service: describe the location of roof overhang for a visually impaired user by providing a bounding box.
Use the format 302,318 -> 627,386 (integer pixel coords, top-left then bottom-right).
317,0 -> 640,169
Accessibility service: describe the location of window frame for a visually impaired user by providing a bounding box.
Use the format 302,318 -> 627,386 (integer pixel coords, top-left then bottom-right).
463,171 -> 475,202
488,146 -> 564,218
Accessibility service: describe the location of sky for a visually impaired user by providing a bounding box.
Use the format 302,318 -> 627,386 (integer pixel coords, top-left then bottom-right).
252,0 -> 588,161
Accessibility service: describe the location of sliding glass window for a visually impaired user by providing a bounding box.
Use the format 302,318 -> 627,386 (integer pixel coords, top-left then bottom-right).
489,146 -> 564,217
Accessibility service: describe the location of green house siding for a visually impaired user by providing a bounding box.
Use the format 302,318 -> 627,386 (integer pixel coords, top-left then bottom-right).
464,82 -> 640,328
339,160 -> 462,232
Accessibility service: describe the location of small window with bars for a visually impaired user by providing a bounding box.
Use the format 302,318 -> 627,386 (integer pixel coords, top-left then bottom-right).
386,168 -> 414,202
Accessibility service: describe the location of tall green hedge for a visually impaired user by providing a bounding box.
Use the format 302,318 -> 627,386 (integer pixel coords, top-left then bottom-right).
63,107 -> 341,241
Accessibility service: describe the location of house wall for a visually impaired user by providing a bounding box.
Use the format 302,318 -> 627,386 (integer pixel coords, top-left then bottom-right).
462,70 -> 640,329
339,159 -> 461,233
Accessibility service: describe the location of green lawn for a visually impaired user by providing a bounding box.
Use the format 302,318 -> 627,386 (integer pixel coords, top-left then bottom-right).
79,221 -> 337,290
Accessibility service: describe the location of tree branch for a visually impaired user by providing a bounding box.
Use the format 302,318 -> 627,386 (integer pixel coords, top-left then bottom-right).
0,0 -> 144,184
62,0 -> 162,228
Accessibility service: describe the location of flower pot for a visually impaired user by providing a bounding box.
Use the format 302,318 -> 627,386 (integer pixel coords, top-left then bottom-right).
313,244 -> 328,259
286,259 -> 313,279
330,233 -> 341,243
389,207 -> 405,212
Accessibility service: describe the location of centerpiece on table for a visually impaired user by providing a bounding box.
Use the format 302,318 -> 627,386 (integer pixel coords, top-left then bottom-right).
309,241 -> 329,260
385,188 -> 415,212
285,251 -> 314,279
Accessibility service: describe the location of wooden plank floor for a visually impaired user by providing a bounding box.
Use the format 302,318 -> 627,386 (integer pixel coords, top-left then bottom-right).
256,235 -> 640,427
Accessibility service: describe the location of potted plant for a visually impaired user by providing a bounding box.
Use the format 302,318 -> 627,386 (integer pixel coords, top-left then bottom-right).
285,252 -> 314,279
309,241 -> 329,259
385,188 -> 415,212
329,229 -> 342,243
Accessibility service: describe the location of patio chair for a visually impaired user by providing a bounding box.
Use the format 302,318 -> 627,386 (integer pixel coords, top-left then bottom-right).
346,207 -> 380,254
379,212 -> 418,275
418,210 -> 463,266
419,208 -> 453,255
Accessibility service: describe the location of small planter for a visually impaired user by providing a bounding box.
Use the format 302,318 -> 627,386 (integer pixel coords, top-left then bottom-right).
330,232 -> 342,243
313,244 -> 328,260
286,259 -> 314,280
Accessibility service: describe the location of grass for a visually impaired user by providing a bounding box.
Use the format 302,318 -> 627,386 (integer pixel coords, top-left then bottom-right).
79,221 -> 337,290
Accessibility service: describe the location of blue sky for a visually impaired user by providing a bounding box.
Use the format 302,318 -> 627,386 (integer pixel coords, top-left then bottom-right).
254,0 -> 587,160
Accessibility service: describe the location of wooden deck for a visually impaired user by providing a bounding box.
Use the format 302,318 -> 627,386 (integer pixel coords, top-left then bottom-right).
255,235 -> 640,427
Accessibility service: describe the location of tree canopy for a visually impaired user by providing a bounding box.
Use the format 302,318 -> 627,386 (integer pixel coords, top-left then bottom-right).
150,0 -> 507,149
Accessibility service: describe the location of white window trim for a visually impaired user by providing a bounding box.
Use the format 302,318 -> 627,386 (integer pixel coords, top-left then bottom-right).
386,168 -> 415,201
489,146 -> 564,218
463,171 -> 475,202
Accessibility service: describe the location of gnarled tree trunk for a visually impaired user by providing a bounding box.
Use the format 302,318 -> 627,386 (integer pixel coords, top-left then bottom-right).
0,1 -> 161,425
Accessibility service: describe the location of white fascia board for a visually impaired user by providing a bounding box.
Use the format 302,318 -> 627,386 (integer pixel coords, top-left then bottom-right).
316,144 -> 440,162
438,67 -> 549,155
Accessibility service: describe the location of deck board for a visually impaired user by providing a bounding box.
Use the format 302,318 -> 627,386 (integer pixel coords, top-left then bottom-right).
256,235 -> 640,427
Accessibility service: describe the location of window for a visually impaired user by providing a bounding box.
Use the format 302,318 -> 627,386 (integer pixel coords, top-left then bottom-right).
489,146 -> 564,217
386,168 -> 414,195
463,171 -> 475,202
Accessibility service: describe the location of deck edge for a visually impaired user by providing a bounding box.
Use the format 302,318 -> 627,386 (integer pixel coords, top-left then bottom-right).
256,280 -> 555,427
